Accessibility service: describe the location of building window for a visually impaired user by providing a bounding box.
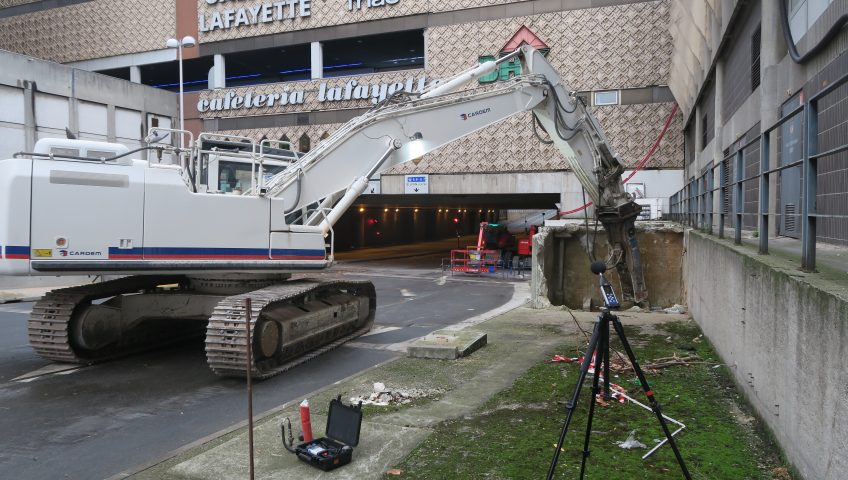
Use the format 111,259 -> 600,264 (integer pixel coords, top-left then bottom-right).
299,134 -> 310,153
593,90 -> 619,106
751,25 -> 761,91
701,112 -> 709,149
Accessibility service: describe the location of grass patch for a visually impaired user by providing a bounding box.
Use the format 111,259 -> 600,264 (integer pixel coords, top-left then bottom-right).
385,319 -> 793,479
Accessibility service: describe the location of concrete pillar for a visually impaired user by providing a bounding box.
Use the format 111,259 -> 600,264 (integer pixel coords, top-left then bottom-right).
310,42 -> 323,80
694,104 -> 703,156
209,54 -> 226,89
129,65 -> 141,84
423,29 -> 429,71
106,104 -> 116,143
68,70 -> 79,139
760,0 -> 783,237
22,81 -> 36,151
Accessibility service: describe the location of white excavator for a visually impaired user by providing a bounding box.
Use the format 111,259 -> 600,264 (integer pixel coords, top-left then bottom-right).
0,46 -> 646,379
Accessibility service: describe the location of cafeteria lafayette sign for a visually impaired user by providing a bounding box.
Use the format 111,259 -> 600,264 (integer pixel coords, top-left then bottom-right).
198,76 -> 431,113
200,0 -> 401,33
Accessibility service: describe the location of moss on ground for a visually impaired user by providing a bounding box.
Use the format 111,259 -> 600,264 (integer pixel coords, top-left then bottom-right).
384,319 -> 795,479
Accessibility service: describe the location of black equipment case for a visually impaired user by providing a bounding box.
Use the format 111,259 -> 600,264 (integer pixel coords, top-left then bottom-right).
284,396 -> 363,471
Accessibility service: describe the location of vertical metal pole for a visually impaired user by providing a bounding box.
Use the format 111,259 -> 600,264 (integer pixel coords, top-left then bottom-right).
734,150 -> 744,245
719,160 -> 726,239
178,44 -> 185,150
801,99 -> 817,271
696,178 -> 703,230
758,133 -> 770,254
690,181 -> 696,227
686,182 -> 692,227
245,298 -> 255,480
707,167 -> 714,234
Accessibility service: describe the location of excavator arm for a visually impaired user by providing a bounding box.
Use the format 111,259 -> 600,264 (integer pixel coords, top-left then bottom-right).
262,45 -> 647,304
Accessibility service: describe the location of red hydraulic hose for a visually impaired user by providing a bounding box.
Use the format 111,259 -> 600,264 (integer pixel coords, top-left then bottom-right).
558,103 -> 679,216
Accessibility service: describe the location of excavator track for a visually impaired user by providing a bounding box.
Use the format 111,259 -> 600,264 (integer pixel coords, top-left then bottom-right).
27,275 -> 191,364
205,278 -> 376,380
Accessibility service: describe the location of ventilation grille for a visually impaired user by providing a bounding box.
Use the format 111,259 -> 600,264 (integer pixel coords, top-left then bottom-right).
751,25 -> 761,91
784,204 -> 796,233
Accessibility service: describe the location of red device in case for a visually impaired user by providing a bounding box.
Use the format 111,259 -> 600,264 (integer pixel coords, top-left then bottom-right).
282,395 -> 363,471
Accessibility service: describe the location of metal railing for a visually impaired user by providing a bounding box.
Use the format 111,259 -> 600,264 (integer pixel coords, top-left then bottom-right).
669,69 -> 848,272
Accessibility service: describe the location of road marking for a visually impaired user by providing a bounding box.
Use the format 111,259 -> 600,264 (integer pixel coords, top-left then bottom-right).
359,326 -> 402,338
346,270 -> 523,285
441,282 -> 529,332
13,363 -> 85,382
400,288 -> 416,297
0,303 -> 33,314
436,276 -> 447,285
344,341 -> 410,352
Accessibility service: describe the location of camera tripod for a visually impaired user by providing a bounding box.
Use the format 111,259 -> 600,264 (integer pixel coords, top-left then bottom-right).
546,261 -> 692,480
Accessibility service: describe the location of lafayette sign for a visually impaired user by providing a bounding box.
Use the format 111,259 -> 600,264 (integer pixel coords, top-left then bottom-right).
201,0 -> 402,33
200,0 -> 312,32
198,75 -> 432,113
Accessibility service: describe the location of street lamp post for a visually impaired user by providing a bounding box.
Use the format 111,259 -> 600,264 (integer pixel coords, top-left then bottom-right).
166,36 -> 196,149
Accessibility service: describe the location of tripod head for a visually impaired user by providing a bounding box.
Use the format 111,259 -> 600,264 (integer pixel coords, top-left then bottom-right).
590,261 -> 620,309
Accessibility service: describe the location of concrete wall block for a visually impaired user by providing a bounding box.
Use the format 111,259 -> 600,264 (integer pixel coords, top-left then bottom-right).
533,222 -> 685,308
686,230 -> 848,480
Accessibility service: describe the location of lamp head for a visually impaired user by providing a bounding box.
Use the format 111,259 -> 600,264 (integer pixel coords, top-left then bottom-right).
407,132 -> 425,159
181,36 -> 197,48
165,38 -> 180,49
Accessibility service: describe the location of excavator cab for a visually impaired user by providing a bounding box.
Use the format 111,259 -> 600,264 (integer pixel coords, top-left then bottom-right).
196,139 -> 300,194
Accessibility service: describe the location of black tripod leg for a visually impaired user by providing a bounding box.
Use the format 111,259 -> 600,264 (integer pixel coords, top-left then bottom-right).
546,318 -> 603,480
602,318 -> 612,400
610,315 -> 693,480
578,328 -> 606,480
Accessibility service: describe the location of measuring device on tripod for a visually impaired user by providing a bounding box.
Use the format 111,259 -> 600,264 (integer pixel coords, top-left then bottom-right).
546,261 -> 692,480
591,261 -> 620,308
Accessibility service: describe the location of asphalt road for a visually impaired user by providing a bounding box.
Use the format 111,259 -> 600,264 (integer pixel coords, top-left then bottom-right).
0,249 -> 519,480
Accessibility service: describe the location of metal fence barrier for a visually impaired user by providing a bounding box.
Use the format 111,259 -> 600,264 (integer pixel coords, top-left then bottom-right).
668,70 -> 848,272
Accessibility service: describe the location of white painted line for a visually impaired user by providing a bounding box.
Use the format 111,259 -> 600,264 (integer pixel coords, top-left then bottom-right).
441,282 -> 529,332
13,363 -> 85,382
344,341 -> 410,352
0,304 -> 34,314
359,326 -> 402,338
400,288 -> 416,297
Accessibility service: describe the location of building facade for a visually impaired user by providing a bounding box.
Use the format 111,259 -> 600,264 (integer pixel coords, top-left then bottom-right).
0,0 -> 684,224
669,0 -> 847,247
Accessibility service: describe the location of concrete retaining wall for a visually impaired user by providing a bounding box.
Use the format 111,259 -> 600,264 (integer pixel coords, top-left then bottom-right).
685,230 -> 848,480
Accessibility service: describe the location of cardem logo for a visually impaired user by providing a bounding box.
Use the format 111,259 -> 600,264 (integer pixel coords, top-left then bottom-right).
59,250 -> 101,257
460,107 -> 491,121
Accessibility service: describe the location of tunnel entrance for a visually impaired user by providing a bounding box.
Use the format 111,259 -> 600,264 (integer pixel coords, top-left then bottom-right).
333,193 -> 560,251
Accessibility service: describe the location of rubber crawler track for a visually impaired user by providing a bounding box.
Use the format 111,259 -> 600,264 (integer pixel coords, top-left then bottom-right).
205,278 -> 376,380
27,275 -> 187,364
